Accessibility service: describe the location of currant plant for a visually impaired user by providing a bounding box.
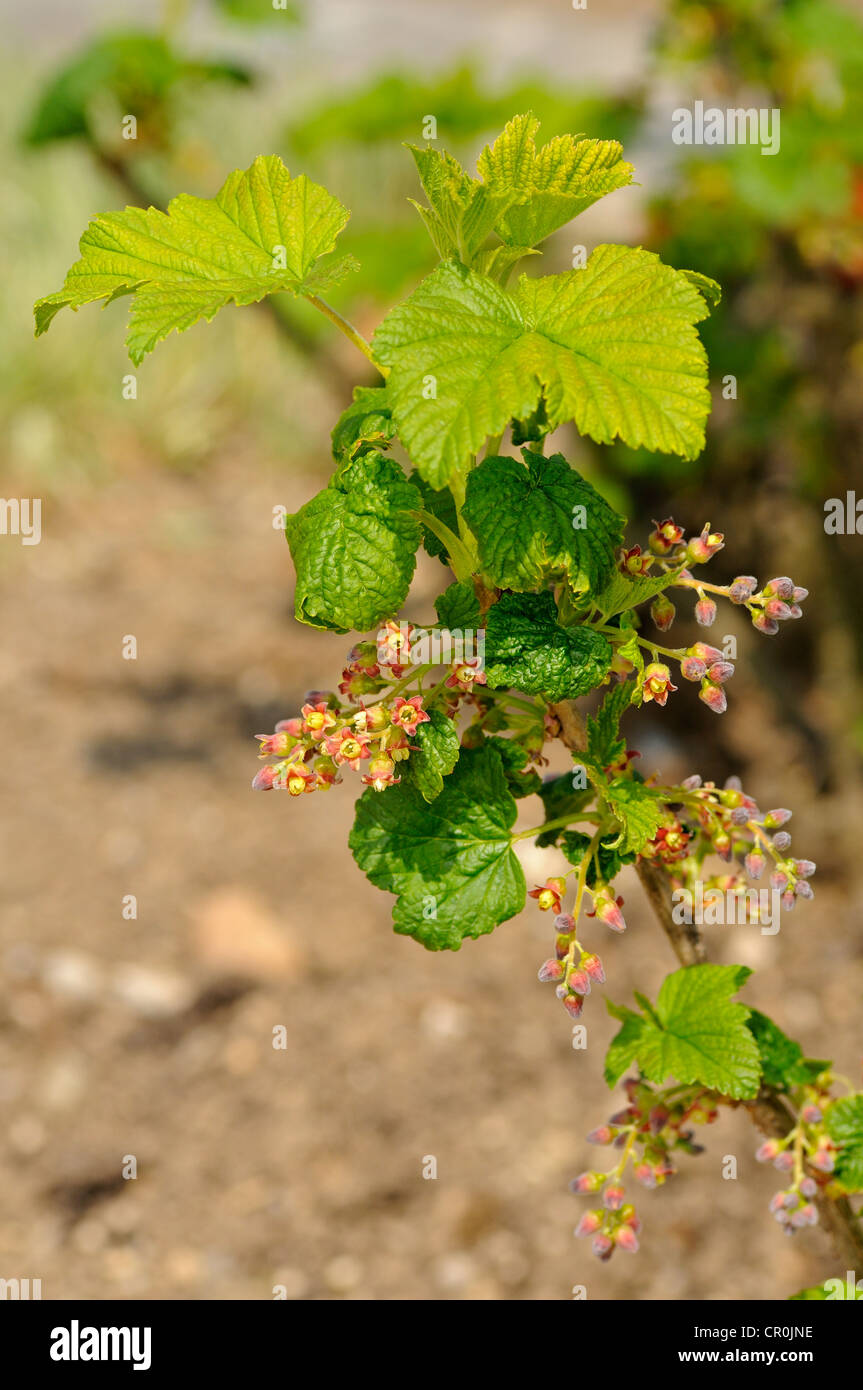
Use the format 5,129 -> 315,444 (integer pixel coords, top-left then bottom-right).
35,113 -> 863,1293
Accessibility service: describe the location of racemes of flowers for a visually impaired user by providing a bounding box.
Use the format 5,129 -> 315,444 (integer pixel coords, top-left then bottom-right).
35,113 -> 863,1294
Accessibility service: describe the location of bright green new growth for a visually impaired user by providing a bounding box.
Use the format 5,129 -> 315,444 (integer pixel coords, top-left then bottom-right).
34,154 -> 356,363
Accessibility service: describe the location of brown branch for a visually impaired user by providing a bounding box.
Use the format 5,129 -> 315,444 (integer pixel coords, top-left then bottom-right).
552,696 -> 863,1273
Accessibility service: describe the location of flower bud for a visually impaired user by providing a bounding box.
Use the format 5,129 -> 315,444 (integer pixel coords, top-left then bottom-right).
773,1150 -> 794,1172
568,968 -> 591,997
763,577 -> 794,599
537,959 -> 564,983
745,850 -> 765,879
756,1140 -> 781,1163
729,576 -> 757,603
591,1233 -> 614,1261
707,661 -> 734,685
574,1209 -> 603,1237
699,680 -> 727,714
680,656 -> 707,682
615,1224 -> 639,1253
570,1171 -> 605,1195
593,889 -> 627,933
581,952 -> 606,984
781,890 -> 796,912
562,993 -> 584,1019
586,1125 -> 616,1146
274,717 -> 303,736
681,774 -> 703,790
792,586 -> 808,602
695,596 -> 717,626
794,881 -> 814,900
794,859 -> 816,878
764,808 -> 792,829
651,592 -> 677,631
252,764 -> 279,791
772,831 -> 791,851
801,1104 -> 822,1124
752,611 -> 779,635
799,1177 -> 817,1197
603,1183 -> 625,1211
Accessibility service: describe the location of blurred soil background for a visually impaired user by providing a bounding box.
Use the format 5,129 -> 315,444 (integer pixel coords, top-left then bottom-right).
0,0 -> 862,1299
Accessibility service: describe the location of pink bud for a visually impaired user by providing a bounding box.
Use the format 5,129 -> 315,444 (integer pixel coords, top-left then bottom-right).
603,1183 -> 625,1211
581,952 -> 606,984
764,808 -> 792,829
695,596 -> 717,626
794,859 -> 816,878
801,1104 -> 822,1124
699,681 -> 727,714
756,1140 -> 781,1163
554,913 -> 577,933
568,968 -> 591,997
275,717 -> 303,736
781,890 -> 796,912
575,1210 -> 603,1237
680,656 -> 707,681
752,611 -> 779,635
562,993 -> 584,1019
689,642 -> 724,663
615,1225 -> 639,1253
634,1163 -> 657,1188
707,661 -> 734,685
773,1150 -> 794,1172
681,773 -> 703,789
650,593 -> 676,631
792,586 -> 808,602
538,959 -> 564,983
799,1177 -> 817,1197
252,765 -> 279,790
794,881 -> 814,900
745,851 -> 765,879
765,598 -> 794,621
729,576 -> 757,603
570,1171 -> 604,1194
591,1233 -> 614,1261
812,1149 -> 835,1173
772,831 -> 791,851
764,577 -> 795,598
586,1125 -> 615,1146
770,870 -> 788,891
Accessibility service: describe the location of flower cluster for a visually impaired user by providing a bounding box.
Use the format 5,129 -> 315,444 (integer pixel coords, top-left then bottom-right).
572,1077 -> 720,1260
755,1080 -> 839,1234
643,774 -> 816,917
531,870 -> 624,1021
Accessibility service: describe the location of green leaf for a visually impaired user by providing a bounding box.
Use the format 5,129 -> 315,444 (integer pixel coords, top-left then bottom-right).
284,453 -> 420,633
604,964 -> 761,1099
592,568 -> 683,621
484,736 -> 542,799
214,0 -> 302,22
746,1010 -> 829,1093
463,451 -> 623,597
34,155 -> 356,363
484,591 -> 612,700
373,247 -> 715,485
24,33 -> 251,147
535,774 -> 593,847
476,113 -> 634,246
826,1096 -> 863,1192
349,744 -> 526,951
331,385 -> 395,460
598,775 -> 666,855
434,580 -> 481,631
403,709 -> 461,802
561,830 -> 633,887
407,144 -> 508,263
585,680 -> 633,766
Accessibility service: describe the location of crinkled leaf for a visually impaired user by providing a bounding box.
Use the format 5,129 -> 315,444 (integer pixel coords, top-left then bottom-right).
34,155 -> 355,362
604,964 -> 761,1099
747,1010 -> 829,1093
434,579 -> 481,630
332,385 -> 395,460
585,680 -> 634,766
373,248 -> 715,486
284,452 -> 420,633
484,591 -> 612,700
593,773 -> 667,855
411,475 -> 460,564
349,744 -> 525,951
476,113 -> 634,246
484,736 -> 543,799
403,708 -> 461,802
463,451 -> 623,597
826,1096 -> 863,1192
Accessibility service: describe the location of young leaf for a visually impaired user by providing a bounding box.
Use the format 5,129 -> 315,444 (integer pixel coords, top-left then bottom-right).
484,736 -> 543,799
592,568 -> 683,621
826,1096 -> 863,1192
284,453 -> 420,633
599,776 -> 666,855
403,709 -> 461,802
585,680 -> 634,766
34,155 -> 356,362
604,964 -> 761,1099
561,830 -> 633,886
434,580 -> 481,631
373,247 -> 716,485
484,591 -> 612,700
349,745 -> 526,951
331,385 -> 395,460
462,451 -> 623,597
476,113 -> 634,247
746,1010 -> 829,1092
